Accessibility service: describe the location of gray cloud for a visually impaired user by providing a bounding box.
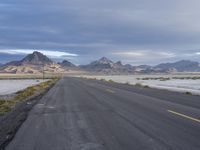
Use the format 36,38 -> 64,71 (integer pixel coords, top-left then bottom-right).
0,0 -> 200,64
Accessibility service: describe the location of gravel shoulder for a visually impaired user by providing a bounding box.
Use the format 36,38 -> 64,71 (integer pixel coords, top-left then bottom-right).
0,81 -> 57,150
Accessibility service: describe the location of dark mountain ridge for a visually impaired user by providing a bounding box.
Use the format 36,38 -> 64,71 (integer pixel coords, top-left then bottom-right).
154,60 -> 200,72
1,51 -> 200,74
58,60 -> 76,68
5,51 -> 53,66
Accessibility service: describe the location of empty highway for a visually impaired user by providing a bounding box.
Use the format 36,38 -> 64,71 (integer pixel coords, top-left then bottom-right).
6,77 -> 200,150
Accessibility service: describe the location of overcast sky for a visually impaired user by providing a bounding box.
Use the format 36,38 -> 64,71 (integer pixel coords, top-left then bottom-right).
0,0 -> 200,65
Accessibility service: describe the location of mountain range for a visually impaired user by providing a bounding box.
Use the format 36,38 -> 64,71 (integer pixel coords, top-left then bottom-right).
80,57 -> 143,74
154,60 -> 200,72
0,51 -> 200,74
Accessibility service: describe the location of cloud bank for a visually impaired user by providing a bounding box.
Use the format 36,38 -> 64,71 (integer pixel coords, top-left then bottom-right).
1,0 -> 200,64
0,49 -> 78,58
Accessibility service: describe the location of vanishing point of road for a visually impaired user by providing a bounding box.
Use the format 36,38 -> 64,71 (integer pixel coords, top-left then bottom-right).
6,77 -> 200,150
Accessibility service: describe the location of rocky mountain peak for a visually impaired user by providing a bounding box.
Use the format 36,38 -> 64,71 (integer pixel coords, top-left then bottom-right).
20,51 -> 53,65
98,57 -> 113,64
59,60 -> 76,67
115,61 -> 122,65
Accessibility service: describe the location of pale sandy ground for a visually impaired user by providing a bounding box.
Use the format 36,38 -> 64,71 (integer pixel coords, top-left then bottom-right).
80,74 -> 200,95
0,79 -> 49,95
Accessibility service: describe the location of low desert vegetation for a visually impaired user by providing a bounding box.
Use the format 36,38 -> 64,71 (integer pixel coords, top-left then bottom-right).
137,76 -> 200,81
135,83 -> 143,87
143,85 -> 150,88
0,78 -> 58,115
100,78 -> 107,82
91,77 -> 97,80
125,81 -> 130,85
135,83 -> 149,88
137,77 -> 171,81
100,78 -> 115,83
172,76 -> 200,80
185,91 -> 192,95
108,79 -> 115,83
99,78 -> 115,83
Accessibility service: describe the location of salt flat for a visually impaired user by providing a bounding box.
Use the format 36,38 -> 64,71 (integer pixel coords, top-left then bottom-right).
82,74 -> 200,95
0,79 -> 48,95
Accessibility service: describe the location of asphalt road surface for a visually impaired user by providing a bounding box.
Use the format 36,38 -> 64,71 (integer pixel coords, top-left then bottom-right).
6,77 -> 200,150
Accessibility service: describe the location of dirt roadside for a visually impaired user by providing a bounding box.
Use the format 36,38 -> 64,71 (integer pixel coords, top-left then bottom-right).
0,82 -> 56,150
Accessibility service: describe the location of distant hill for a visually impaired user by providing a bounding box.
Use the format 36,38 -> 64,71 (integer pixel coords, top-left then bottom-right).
21,51 -> 53,65
6,51 -> 53,66
0,51 -> 64,74
58,60 -> 76,68
153,60 -> 200,72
